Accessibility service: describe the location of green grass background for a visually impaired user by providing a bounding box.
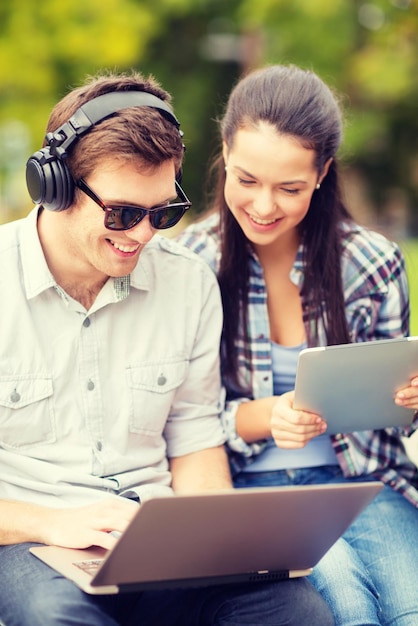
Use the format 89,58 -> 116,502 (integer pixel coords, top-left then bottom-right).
400,240 -> 418,336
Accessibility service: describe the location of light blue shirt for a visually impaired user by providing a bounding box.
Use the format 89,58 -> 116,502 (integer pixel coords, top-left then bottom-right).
244,342 -> 338,472
0,208 -> 226,507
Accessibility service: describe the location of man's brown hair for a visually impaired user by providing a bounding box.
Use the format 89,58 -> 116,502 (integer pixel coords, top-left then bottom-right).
44,70 -> 184,186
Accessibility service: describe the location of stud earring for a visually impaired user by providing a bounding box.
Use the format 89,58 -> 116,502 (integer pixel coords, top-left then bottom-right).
316,183 -> 321,190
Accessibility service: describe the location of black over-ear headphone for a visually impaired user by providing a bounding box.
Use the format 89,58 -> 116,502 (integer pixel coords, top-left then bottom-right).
26,91 -> 182,212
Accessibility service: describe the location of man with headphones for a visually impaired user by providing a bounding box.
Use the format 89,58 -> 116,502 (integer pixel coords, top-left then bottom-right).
0,71 -> 333,626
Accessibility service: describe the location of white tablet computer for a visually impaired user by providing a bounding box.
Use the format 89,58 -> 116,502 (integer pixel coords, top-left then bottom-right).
294,336 -> 418,435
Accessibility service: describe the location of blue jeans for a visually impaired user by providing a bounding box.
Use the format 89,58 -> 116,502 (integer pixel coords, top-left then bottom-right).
234,466 -> 418,626
0,542 -> 333,626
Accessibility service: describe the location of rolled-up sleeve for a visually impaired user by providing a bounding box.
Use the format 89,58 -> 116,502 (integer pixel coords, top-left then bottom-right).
164,262 -> 226,458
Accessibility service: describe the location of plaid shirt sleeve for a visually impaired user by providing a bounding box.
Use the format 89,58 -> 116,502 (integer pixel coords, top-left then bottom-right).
331,225 -> 418,506
175,214 -> 221,273
341,225 -> 409,342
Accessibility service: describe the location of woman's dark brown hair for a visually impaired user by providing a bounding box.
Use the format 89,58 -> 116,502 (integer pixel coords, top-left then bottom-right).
212,65 -> 352,390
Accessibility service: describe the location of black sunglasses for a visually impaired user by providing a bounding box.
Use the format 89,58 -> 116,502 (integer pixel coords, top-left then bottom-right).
77,178 -> 192,231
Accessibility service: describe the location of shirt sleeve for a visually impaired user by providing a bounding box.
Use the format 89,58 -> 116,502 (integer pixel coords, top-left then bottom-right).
175,216 -> 221,273
221,395 -> 266,460
163,261 -> 227,458
335,230 -> 417,486
343,229 -> 410,341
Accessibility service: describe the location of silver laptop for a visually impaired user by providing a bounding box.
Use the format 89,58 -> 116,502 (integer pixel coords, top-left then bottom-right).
30,482 -> 383,595
294,336 -> 418,435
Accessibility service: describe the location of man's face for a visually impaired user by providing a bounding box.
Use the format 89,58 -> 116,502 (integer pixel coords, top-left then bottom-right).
54,159 -> 177,282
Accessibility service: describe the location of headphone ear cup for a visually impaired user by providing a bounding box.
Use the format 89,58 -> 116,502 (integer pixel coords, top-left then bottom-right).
26,148 -> 75,212
49,158 -> 74,211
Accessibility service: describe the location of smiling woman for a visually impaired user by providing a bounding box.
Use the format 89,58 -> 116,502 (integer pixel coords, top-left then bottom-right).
222,125 -> 330,253
177,63 -> 418,626
221,125 -> 331,348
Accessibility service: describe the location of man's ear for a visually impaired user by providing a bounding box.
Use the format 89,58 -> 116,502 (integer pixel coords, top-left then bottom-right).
318,157 -> 333,184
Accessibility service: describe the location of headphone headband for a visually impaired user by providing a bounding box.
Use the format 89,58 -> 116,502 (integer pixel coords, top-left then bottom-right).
46,91 -> 180,160
26,90 -> 183,212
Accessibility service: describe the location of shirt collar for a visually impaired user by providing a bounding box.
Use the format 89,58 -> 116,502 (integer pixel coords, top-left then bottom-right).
20,207 -> 57,300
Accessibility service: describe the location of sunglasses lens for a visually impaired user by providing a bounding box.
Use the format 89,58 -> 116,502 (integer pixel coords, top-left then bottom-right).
120,208 -> 145,230
79,177 -> 191,232
150,206 -> 186,230
105,207 -> 145,230
104,203 -> 189,231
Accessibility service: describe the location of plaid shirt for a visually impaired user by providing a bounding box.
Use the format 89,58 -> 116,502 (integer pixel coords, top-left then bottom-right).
177,213 -> 418,507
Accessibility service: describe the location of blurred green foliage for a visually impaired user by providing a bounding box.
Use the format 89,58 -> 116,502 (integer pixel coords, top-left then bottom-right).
0,0 -> 417,230
400,239 -> 418,334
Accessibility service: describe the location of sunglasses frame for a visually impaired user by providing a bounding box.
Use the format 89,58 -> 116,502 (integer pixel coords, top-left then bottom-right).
76,178 -> 192,231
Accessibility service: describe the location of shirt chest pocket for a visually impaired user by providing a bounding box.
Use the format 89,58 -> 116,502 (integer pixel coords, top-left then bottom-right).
126,360 -> 188,435
0,376 -> 55,449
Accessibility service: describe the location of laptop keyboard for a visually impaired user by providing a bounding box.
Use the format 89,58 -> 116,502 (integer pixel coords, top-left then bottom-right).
73,559 -> 104,576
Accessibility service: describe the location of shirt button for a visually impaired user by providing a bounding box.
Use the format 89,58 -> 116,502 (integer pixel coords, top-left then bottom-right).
157,374 -> 167,386
96,441 -> 103,451
83,317 -> 91,328
87,379 -> 95,391
10,389 -> 21,402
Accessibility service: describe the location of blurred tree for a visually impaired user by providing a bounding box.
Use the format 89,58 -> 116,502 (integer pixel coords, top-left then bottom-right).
235,0 -> 418,231
0,0 -> 158,139
0,0 -> 417,232
139,0 -> 245,212
0,0 -> 159,220
139,0 -> 418,228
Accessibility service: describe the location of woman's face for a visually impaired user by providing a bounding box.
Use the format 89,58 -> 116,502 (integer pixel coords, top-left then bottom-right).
223,122 -> 330,252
